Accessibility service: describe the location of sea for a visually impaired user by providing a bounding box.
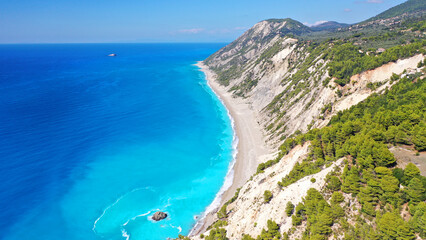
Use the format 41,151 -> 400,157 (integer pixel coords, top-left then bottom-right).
0,43 -> 234,240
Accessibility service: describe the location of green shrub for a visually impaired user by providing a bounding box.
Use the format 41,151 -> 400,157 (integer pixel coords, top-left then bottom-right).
292,215 -> 302,226
241,234 -> 255,240
327,40 -> 426,86
217,205 -> 228,219
205,228 -> 229,240
263,190 -> 273,203
326,175 -> 342,191
257,220 -> 281,240
286,202 -> 295,216
331,192 -> 345,204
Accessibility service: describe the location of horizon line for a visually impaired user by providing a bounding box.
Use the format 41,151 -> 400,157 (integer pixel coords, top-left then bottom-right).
0,41 -> 231,45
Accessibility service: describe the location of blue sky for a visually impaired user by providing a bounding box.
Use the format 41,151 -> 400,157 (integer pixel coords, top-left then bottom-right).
0,0 -> 406,43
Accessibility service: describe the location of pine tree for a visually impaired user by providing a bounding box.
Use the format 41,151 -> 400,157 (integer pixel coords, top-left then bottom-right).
342,167 -> 360,194
406,177 -> 425,203
403,163 -> 421,184
410,202 -> 426,238
285,201 -> 295,216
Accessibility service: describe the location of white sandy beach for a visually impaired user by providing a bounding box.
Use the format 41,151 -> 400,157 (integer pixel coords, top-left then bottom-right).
192,62 -> 273,235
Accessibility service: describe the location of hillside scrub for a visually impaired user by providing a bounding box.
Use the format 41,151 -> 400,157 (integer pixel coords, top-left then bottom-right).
327,40 -> 426,85
263,190 -> 273,203
272,72 -> 425,239
193,6 -> 426,239
277,73 -> 425,189
196,52 -> 425,240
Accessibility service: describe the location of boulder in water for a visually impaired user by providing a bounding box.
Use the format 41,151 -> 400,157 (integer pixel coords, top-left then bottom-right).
152,211 -> 167,221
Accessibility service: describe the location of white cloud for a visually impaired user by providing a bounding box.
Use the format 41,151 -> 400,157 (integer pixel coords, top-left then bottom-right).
172,26 -> 248,36
177,28 -> 205,34
344,8 -> 352,12
207,28 -> 231,34
304,20 -> 328,27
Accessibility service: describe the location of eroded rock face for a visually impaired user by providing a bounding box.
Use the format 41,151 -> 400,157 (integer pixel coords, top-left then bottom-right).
152,211 -> 168,221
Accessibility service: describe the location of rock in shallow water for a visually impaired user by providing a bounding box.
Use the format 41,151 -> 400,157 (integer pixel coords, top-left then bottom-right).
152,211 -> 168,221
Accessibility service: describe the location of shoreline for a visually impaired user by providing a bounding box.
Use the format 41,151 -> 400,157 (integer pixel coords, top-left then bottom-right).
191,61 -> 273,235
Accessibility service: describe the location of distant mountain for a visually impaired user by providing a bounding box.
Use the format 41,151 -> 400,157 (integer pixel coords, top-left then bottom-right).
366,0 -> 426,22
310,21 -> 350,31
264,18 -> 312,36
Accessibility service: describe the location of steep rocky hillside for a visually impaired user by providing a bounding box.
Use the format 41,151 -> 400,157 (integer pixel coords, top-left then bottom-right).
188,68 -> 425,240
205,12 -> 425,147
181,1 -> 426,239
205,18 -> 310,87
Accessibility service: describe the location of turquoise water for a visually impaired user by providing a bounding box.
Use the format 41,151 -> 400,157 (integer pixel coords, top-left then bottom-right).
0,43 -> 233,240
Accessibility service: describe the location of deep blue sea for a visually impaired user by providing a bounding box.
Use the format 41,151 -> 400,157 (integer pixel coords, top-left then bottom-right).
0,43 -> 233,240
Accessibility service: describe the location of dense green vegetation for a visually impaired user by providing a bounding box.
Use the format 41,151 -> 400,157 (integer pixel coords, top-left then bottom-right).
277,73 -> 425,189
337,160 -> 425,239
204,227 -> 228,240
241,220 -> 282,240
402,18 -> 426,32
257,220 -> 281,240
298,189 -> 335,239
274,73 -> 425,239
269,39 -> 425,89
256,156 -> 281,174
366,0 -> 426,22
327,40 -> 426,85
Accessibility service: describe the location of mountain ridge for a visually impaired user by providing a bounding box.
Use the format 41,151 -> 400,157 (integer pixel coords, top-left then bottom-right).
365,0 -> 426,22
310,21 -> 350,31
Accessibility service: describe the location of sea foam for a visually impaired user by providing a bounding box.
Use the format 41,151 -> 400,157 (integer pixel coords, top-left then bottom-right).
0,43 -> 230,240
189,65 -> 239,236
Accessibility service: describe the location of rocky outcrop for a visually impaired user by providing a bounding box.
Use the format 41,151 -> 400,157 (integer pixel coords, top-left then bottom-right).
191,143 -> 344,239
152,211 -> 167,221
204,18 -> 424,146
